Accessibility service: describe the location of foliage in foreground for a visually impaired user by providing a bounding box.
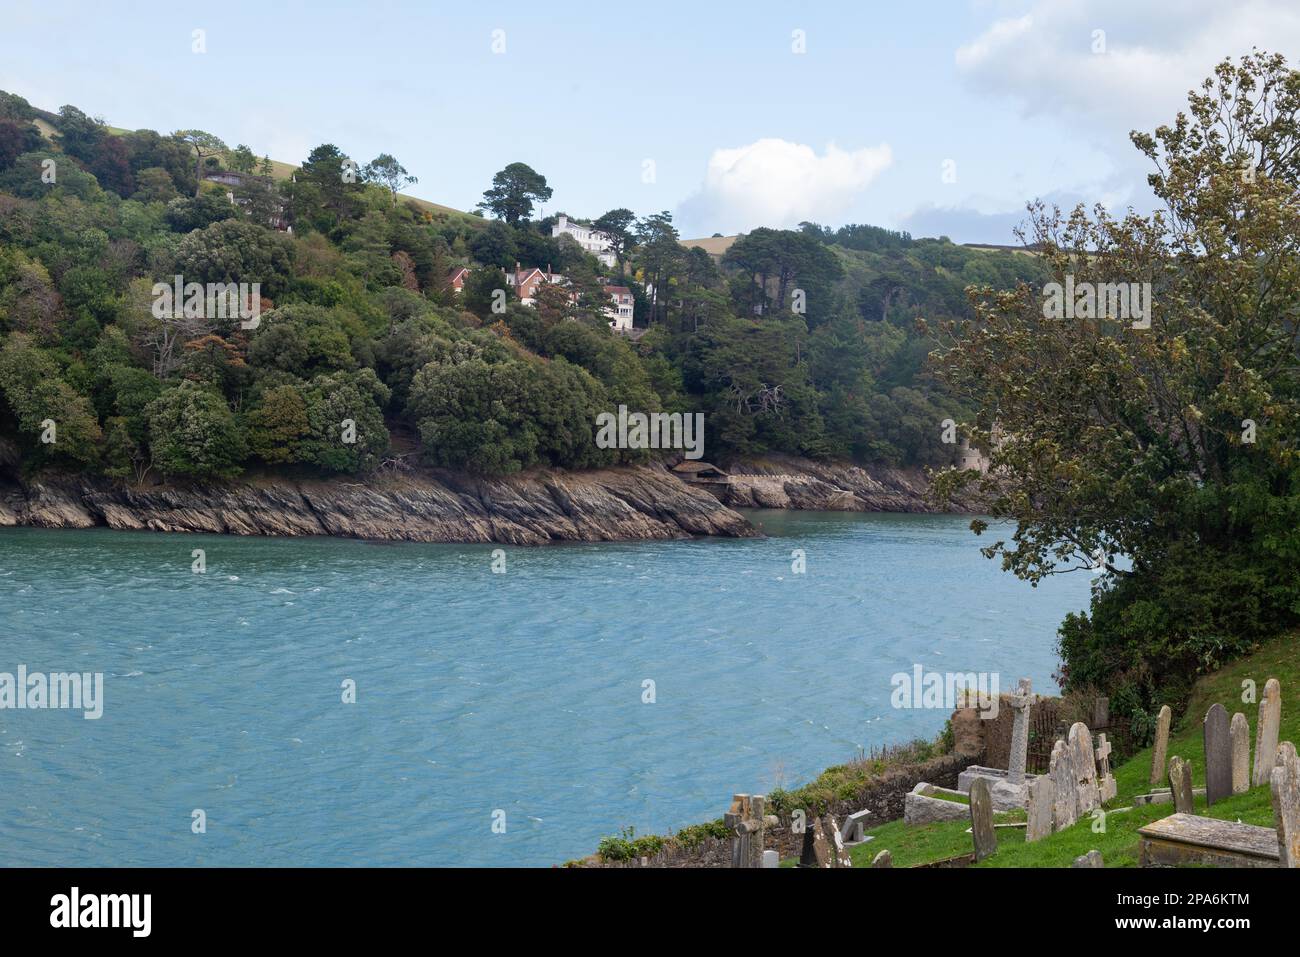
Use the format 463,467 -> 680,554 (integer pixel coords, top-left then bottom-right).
932,52 -> 1300,723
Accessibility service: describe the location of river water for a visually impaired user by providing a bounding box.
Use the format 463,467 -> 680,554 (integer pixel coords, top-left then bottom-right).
0,510 -> 1091,866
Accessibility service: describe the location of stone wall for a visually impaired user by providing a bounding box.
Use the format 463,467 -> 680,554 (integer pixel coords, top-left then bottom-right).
763,751 -> 979,860
579,749 -> 981,867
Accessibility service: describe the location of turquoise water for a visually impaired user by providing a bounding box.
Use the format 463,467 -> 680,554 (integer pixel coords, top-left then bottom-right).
0,511 -> 1091,867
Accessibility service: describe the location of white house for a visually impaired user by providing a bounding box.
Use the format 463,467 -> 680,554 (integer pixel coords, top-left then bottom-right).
603,285 -> 634,331
552,215 -> 617,268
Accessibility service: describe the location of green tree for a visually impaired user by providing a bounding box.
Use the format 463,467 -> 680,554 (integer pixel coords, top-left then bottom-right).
174,130 -> 229,196
362,153 -> 417,206
592,208 -> 637,270
146,380 -> 246,479
477,162 -> 552,225
932,51 -> 1300,712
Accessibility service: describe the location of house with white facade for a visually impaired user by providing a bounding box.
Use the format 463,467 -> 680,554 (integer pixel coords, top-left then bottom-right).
603,285 -> 634,331
552,215 -> 617,268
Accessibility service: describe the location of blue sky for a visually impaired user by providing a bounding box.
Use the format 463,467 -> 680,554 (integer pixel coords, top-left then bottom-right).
1,0 -> 1293,242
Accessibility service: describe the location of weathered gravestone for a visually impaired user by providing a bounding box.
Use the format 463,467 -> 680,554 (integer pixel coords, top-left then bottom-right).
871,849 -> 892,868
1150,704 -> 1172,786
969,777 -> 997,862
1253,678 -> 1282,787
798,813 -> 832,868
1007,677 -> 1033,786
1271,740 -> 1300,868
761,849 -> 779,868
1231,712 -> 1251,795
1203,704 -> 1231,807
1026,773 -> 1055,842
1093,697 -> 1109,729
827,814 -> 853,867
725,793 -> 765,868
1050,738 -> 1078,830
1168,755 -> 1194,814
1095,733 -> 1117,803
1072,850 -> 1104,868
841,809 -> 872,844
1069,722 -> 1100,814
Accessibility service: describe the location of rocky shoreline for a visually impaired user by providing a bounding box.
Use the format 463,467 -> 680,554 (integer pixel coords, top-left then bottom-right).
0,455 -> 972,545
0,464 -> 755,545
700,455 -> 975,514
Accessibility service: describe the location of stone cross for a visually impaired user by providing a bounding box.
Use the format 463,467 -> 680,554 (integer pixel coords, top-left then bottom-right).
1050,738 -> 1078,830
1253,678 -> 1282,787
1026,773 -> 1055,842
1168,755 -> 1194,814
1150,704 -> 1172,786
1230,711 -> 1250,795
725,793 -> 765,868
1069,722 -> 1100,814
1203,703 -> 1231,807
1271,740 -> 1300,868
1007,677 -> 1034,786
1095,733 -> 1117,803
969,777 -> 997,862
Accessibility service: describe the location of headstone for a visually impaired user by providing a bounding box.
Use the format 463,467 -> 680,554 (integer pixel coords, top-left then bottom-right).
1026,774 -> 1055,842
871,849 -> 892,868
825,814 -> 853,868
725,793 -> 765,868
761,849 -> 779,868
841,809 -> 871,843
1093,696 -> 1109,729
1069,722 -> 1100,813
969,777 -> 997,862
1071,849 -> 1104,868
1150,704 -> 1172,786
1050,739 -> 1078,830
1006,677 -> 1034,786
1230,712 -> 1250,795
1203,703 -> 1231,807
1168,755 -> 1194,814
798,814 -> 831,868
1271,740 -> 1300,868
1253,678 -> 1282,787
1095,733 -> 1117,803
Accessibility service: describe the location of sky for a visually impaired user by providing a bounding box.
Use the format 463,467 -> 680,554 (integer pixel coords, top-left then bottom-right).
1,0 -> 1296,243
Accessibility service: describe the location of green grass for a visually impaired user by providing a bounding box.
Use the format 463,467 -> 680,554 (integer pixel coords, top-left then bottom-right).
926,789 -> 969,804
840,634 -> 1297,868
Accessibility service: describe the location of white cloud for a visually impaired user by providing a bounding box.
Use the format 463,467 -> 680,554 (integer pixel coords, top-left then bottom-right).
678,138 -> 892,235
955,0 -> 1300,131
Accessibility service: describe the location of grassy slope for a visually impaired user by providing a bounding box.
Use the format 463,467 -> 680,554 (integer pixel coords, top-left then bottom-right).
844,634 -> 1297,867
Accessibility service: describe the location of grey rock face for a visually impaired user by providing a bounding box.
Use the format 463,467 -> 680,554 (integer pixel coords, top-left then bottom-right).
0,464 -> 756,545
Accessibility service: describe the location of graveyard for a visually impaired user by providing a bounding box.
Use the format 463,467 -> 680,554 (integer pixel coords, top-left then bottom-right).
831,635 -> 1299,868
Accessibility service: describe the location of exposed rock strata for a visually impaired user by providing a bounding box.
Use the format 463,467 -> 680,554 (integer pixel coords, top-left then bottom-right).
0,464 -> 756,545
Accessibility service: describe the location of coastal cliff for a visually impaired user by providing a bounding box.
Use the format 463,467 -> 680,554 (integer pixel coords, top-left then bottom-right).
701,455 -> 976,514
0,463 -> 757,545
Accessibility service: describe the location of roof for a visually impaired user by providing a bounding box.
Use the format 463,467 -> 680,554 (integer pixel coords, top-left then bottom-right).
603,285 -> 631,295
672,461 -> 727,475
